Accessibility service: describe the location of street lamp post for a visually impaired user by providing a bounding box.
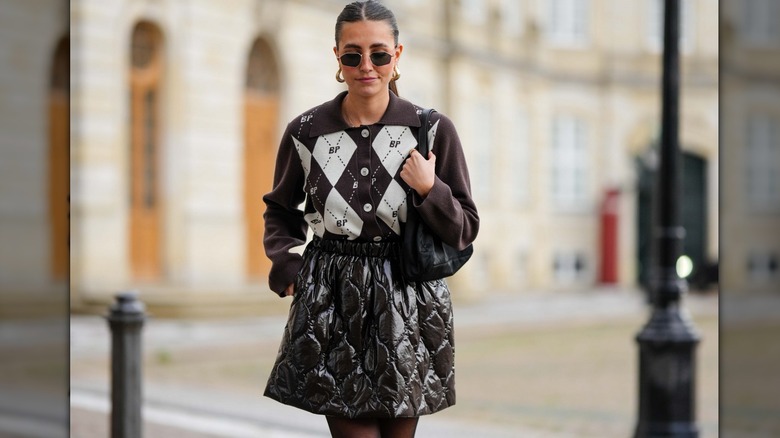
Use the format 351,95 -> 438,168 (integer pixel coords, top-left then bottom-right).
634,1 -> 700,437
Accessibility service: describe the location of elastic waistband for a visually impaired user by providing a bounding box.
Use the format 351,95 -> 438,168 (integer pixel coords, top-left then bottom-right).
309,237 -> 399,258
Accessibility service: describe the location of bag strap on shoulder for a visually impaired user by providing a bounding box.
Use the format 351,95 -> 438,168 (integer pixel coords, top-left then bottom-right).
417,108 -> 436,156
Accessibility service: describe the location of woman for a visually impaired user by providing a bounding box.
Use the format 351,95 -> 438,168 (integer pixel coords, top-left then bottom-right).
262,2 -> 478,437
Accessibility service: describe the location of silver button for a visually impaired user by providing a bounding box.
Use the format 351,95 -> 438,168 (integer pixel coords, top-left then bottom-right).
363,203 -> 373,212
373,236 -> 382,242
360,167 -> 369,177
361,129 -> 370,138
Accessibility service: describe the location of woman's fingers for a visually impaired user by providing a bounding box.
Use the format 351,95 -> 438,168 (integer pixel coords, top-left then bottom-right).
401,149 -> 435,197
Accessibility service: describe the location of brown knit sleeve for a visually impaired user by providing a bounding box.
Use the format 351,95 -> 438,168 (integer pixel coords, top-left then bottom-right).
262,121 -> 308,296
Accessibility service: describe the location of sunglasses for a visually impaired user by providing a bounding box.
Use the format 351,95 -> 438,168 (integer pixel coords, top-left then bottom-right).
338,52 -> 393,67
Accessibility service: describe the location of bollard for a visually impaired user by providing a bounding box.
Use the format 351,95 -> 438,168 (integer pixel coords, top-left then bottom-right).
106,291 -> 146,438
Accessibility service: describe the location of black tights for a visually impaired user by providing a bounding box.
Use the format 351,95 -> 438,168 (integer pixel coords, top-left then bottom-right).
326,416 -> 419,438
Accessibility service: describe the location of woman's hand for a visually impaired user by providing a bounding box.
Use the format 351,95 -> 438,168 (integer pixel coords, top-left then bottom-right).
400,149 -> 436,198
284,283 -> 294,297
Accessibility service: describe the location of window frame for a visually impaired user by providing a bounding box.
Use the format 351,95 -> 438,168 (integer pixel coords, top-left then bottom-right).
550,114 -> 590,212
500,0 -> 524,36
746,112 -> 780,212
461,0 -> 488,25
472,99 -> 494,203
547,0 -> 590,48
508,107 -> 530,206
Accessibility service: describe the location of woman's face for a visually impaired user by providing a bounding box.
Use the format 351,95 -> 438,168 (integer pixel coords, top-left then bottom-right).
334,20 -> 402,100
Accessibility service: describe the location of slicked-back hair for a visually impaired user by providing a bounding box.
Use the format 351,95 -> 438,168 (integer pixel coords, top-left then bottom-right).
335,0 -> 399,48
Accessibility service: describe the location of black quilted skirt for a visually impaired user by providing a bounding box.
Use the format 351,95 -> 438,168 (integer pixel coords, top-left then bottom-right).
264,237 -> 456,418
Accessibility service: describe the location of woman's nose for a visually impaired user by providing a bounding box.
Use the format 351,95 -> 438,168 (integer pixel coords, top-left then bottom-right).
359,53 -> 373,71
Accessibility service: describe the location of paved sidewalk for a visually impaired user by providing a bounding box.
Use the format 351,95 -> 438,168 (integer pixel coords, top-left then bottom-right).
69,288 -> 718,437
72,287 -> 716,359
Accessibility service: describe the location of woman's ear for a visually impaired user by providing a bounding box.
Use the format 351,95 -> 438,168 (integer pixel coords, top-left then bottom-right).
395,44 -> 404,62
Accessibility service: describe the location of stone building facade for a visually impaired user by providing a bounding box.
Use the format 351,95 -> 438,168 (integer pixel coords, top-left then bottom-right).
721,0 -> 780,293
2,0 -> 722,316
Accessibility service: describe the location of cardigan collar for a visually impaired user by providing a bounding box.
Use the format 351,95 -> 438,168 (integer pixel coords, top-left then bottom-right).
309,90 -> 422,137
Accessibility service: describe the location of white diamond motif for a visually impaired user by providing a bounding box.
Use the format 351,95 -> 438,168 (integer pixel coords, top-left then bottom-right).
373,126 -> 417,175
312,132 -> 357,185
324,190 -> 364,239
377,180 -> 408,235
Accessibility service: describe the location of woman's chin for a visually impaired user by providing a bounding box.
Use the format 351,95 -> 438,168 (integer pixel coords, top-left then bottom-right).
348,82 -> 387,98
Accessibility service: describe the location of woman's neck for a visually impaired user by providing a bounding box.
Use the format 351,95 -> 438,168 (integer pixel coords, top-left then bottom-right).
341,91 -> 390,127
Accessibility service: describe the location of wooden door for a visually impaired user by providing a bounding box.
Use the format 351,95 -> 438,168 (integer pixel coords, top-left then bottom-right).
244,94 -> 278,279
48,36 -> 69,281
129,23 -> 163,281
244,38 -> 280,281
49,91 -> 69,280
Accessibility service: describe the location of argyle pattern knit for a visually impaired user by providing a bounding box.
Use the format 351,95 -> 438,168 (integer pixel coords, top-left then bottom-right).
262,91 -> 478,296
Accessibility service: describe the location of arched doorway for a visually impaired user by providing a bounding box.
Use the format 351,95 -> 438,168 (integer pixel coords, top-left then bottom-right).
244,38 -> 280,281
129,22 -> 164,282
636,149 -> 708,291
48,36 -> 69,281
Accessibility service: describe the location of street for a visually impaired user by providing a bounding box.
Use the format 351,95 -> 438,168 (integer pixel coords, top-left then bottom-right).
69,288 -> 718,437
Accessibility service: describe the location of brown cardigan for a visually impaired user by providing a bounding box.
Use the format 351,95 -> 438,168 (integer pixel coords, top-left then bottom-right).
262,91 -> 479,295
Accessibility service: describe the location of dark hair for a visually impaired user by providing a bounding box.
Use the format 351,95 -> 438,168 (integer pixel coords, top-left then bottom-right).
335,1 -> 400,95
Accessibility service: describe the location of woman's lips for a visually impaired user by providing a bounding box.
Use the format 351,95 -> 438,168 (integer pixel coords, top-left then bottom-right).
357,77 -> 377,83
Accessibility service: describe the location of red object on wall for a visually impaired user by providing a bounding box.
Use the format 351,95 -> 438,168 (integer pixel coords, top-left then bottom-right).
599,188 -> 620,284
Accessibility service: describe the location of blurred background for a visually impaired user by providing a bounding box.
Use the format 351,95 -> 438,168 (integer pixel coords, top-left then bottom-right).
60,0 -> 720,314
1,0 -> 776,436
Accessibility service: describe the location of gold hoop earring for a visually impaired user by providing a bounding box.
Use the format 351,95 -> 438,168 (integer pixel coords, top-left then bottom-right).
392,65 -> 401,81
336,67 -> 345,83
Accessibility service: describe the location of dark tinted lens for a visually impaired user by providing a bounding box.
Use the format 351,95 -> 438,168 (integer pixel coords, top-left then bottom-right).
370,52 -> 392,66
340,53 -> 361,67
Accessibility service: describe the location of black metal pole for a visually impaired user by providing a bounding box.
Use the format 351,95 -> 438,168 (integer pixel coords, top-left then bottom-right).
634,1 -> 701,437
106,291 -> 146,438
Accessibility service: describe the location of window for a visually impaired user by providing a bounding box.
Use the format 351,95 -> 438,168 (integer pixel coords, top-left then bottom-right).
742,0 -> 780,46
246,39 -> 279,93
508,109 -> 530,205
142,89 -> 156,208
500,0 -> 524,36
551,115 -> 588,210
647,0 -> 694,52
473,100 -> 493,202
547,0 -> 589,46
553,251 -> 588,284
746,113 -> 780,210
462,0 -> 488,25
747,250 -> 779,284
512,248 -> 529,284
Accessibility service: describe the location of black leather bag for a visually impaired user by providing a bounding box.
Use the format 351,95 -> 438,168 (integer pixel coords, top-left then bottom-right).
401,108 -> 474,282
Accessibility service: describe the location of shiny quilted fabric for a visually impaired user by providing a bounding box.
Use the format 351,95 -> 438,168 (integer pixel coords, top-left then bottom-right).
264,238 -> 456,418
